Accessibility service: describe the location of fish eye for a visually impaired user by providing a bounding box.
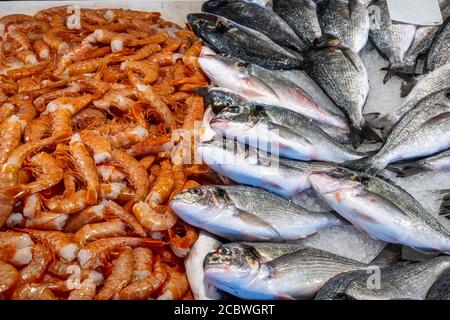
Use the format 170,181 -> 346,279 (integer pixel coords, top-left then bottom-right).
190,188 -> 203,195
226,106 -> 240,114
220,247 -> 231,255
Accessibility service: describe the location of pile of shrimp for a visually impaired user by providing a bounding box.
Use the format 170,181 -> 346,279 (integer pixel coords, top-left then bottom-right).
0,6 -> 212,300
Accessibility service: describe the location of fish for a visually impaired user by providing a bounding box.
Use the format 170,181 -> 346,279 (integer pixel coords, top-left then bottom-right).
170,184 -> 343,241
197,54 -> 349,131
184,230 -> 228,300
426,267 -> 450,300
272,0 -> 322,44
344,91 -> 450,173
309,169 -> 450,253
209,93 -> 366,163
302,35 -> 378,148
201,0 -> 306,52
368,0 -> 417,82
426,15 -> 450,73
203,245 -> 367,299
187,13 -> 303,70
314,269 -> 368,300
317,0 -> 370,53
389,149 -> 450,178
371,63 -> 450,134
330,257 -> 450,300
196,137 -> 337,198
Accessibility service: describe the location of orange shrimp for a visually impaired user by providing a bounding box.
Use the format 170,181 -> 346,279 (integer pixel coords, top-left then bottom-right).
43,31 -> 68,53
24,212 -> 69,231
168,222 -> 198,258
93,88 -> 136,112
10,97 -> 37,124
79,131 -> 112,164
44,94 -> 95,115
163,37 -> 182,53
97,165 -> 126,182
7,19 -> 49,34
23,194 -> 41,219
77,237 -> 163,269
131,247 -> 153,281
11,283 -> 57,300
126,135 -> 173,157
47,258 -> 102,282
16,50 -> 38,65
22,116 -> 51,141
127,43 -> 161,61
110,148 -> 149,201
69,135 -> 100,205
119,255 -> 167,300
108,125 -> 148,149
17,229 -> 79,262
121,60 -> 159,84
16,244 -> 53,285
0,231 -> 33,248
46,189 -> 90,214
103,9 -> 160,22
132,202 -> 177,232
72,107 -> 106,130
0,115 -> 25,165
63,55 -> 112,76
0,194 -> 15,228
0,14 -> 33,36
67,278 -> 97,300
33,39 -> 50,60
95,247 -> 134,300
169,164 -> 186,201
100,182 -> 135,202
4,152 -> 63,199
33,84 -> 81,112
0,261 -> 19,295
103,200 -> 146,236
128,33 -> 168,47
50,108 -> 73,140
139,155 -> 156,172
7,29 -> 30,50
135,84 -> 176,131
181,180 -> 200,190
148,50 -> 175,67
0,103 -> 15,124
157,268 -> 189,300
74,220 -> 127,247
147,160 -> 174,206
6,63 -> 49,80
0,244 -> 32,267
64,203 -> 106,233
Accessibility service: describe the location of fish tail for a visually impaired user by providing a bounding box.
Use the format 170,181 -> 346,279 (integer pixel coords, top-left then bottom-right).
400,76 -> 419,98
341,156 -> 379,175
362,120 -> 382,144
386,162 -> 425,177
439,189 -> 450,219
349,122 -> 363,149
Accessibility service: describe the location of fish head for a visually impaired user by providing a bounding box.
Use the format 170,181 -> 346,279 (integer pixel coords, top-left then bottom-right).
198,55 -> 250,90
187,13 -> 229,36
205,88 -> 250,114
204,243 -> 261,290
210,103 -> 261,136
309,169 -> 362,197
313,34 -> 342,49
202,0 -> 230,12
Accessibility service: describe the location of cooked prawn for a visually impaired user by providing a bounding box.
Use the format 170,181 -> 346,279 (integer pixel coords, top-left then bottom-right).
0,115 -> 26,165
79,131 -> 112,164
72,107 -> 106,131
147,160 -> 174,206
24,212 -> 69,231
0,14 -> 33,36
17,244 -> 52,285
135,84 -> 175,130
100,182 -> 134,202
168,222 -> 198,258
64,203 -> 106,233
67,278 -> 97,300
33,39 -> 50,60
131,247 -> 153,281
11,283 -> 57,300
23,194 -> 41,218
16,50 -> 38,65
103,200 -> 146,236
0,244 -> 32,267
108,125 -> 148,149
0,261 -> 19,294
6,63 -> 48,80
157,268 -> 189,300
46,189 -> 90,214
126,135 -> 173,157
97,165 -> 126,182
132,202 -> 177,232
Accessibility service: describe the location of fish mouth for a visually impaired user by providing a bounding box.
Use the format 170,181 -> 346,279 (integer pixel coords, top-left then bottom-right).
209,118 -> 229,129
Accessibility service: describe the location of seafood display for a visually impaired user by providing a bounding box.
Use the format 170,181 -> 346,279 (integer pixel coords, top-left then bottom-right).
0,5 -> 211,300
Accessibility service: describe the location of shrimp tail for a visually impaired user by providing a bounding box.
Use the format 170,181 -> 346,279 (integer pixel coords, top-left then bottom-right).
2,185 -> 27,199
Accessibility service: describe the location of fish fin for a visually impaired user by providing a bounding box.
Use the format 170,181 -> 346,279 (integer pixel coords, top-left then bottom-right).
267,121 -> 313,146
386,162 -> 424,177
400,77 -> 418,98
233,209 -> 281,239
349,120 -> 380,148
341,157 -> 379,175
439,190 -> 450,219
364,112 -> 381,125
291,189 -> 334,213
193,86 -> 211,97
266,250 -> 303,275
362,120 -> 382,144
342,48 -> 360,71
349,121 -> 363,148
382,68 -> 394,84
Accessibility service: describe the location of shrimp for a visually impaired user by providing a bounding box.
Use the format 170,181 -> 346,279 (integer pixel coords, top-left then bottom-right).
64,203 -> 106,233
33,83 -> 81,111
139,155 -> 156,171
72,107 -> 106,131
148,50 -> 175,67
168,222 -> 198,258
44,94 -> 95,115
97,165 -> 126,182
24,212 -> 69,231
74,220 -> 127,247
63,55 -> 112,76
0,115 -> 26,165
17,244 -> 52,285
11,283 -> 57,300
121,60 -> 159,84
69,135 -> 100,205
50,107 -> 73,140
77,237 -> 163,269
93,88 -> 136,112
46,190 -> 89,214
67,278 -> 97,300
16,50 -> 38,65
108,125 -> 148,149
147,160 -> 174,206
47,258 -> 101,282
23,194 -> 41,218
0,103 -> 15,124
43,31 -> 68,53
0,231 -> 33,248
127,135 -> 173,157
132,202 -> 177,232
0,261 -> 19,295
95,247 -> 134,300
119,255 -> 167,300
163,37 -> 182,53
79,131 -> 112,164
33,39 -> 50,60
135,84 -> 176,131
4,152 -> 63,198
183,95 -> 205,132
126,43 -> 161,61
110,148 -> 149,201
6,63 -> 48,80
0,193 -> 15,228
128,33 -> 168,47
157,268 -> 189,300
6,213 -> 25,228
169,164 -> 186,201
103,9 -> 160,22
10,97 -> 37,124
7,29 -> 30,50
131,247 -> 153,281
100,183 -> 134,202
0,14 -> 33,36
17,229 -> 79,262
91,29 -> 136,52
0,245 -> 32,267
103,200 -> 146,236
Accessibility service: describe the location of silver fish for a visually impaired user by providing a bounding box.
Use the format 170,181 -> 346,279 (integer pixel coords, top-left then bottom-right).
272,0 -> 322,44
303,35 -> 377,148
314,269 -> 369,300
187,13 -> 303,70
368,0 -> 417,82
201,0 -> 305,52
309,169 -> 450,253
203,245 -> 367,299
389,149 -> 450,178
170,185 -> 343,241
209,91 -> 366,163
184,231 -> 227,300
345,91 -> 450,173
426,267 -> 450,300
317,0 -> 370,53
197,137 -> 336,198
197,54 -> 348,130
427,15 -> 450,72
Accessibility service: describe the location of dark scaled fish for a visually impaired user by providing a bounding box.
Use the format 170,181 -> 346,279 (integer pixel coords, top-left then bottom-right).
302,34 -> 379,148
187,13 -> 303,70
201,0 -> 306,52
426,267 -> 450,300
272,0 -> 322,44
317,0 -> 370,53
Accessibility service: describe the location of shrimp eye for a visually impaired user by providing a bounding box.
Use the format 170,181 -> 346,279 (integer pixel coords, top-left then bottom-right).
190,188 -> 203,195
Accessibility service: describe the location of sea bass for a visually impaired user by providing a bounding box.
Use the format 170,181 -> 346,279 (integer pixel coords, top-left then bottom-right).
201,0 -> 306,52
309,169 -> 450,253
170,185 -> 343,241
203,245 -> 367,299
187,13 -> 303,70
389,149 -> 450,177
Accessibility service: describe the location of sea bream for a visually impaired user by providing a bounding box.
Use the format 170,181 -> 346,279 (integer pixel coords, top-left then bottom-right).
317,0 -> 370,53
201,0 -> 306,52
209,101 -> 366,163
309,169 -> 450,253
426,267 -> 450,300
170,185 -> 343,241
272,0 -> 322,44
302,35 -> 378,148
203,245 -> 367,299
187,13 -> 303,70
197,54 -> 349,131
